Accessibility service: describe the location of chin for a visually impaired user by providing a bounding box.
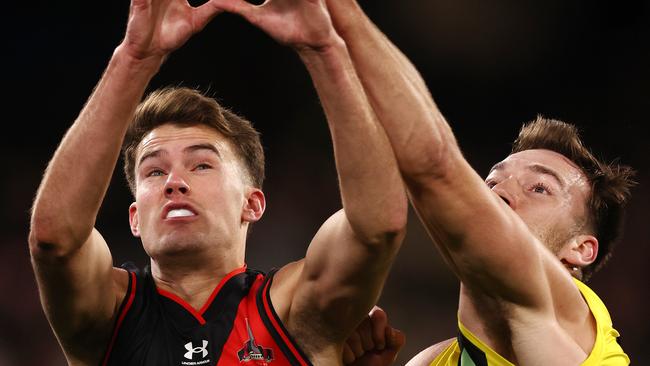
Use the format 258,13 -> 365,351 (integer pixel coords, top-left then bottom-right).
146,236 -> 206,258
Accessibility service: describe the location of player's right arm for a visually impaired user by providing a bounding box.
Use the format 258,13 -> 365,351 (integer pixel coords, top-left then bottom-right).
325,0 -> 588,349
28,0 -> 221,363
29,52 -> 162,363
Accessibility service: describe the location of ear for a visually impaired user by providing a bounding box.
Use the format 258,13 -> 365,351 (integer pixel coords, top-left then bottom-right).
560,234 -> 598,269
128,202 -> 141,237
242,188 -> 266,223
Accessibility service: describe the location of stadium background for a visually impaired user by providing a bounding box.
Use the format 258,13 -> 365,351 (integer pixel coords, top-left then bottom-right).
3,0 -> 649,364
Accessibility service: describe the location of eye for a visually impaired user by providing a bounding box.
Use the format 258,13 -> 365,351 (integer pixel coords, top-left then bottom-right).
147,168 -> 165,177
194,163 -> 212,171
530,182 -> 551,194
486,180 -> 497,189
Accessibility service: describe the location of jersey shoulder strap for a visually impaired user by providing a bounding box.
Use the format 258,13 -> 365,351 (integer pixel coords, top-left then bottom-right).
255,268 -> 313,366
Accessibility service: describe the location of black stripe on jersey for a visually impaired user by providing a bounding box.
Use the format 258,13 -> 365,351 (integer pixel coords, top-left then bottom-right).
457,331 -> 488,366
101,264 -> 137,366
256,270 -> 313,366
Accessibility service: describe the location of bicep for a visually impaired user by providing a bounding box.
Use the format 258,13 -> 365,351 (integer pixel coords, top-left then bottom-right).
31,228 -> 124,342
287,210 -> 401,339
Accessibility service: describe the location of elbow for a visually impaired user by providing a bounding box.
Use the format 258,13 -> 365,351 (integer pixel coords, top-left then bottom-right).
29,214 -> 85,262
384,208 -> 409,244
355,211 -> 408,249
377,224 -> 407,249
28,223 -> 65,262
402,125 -> 459,178
402,139 -> 462,191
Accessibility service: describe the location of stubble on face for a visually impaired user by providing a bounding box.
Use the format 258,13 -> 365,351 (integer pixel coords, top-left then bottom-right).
530,216 -> 587,257
502,150 -> 592,258
133,124 -> 250,263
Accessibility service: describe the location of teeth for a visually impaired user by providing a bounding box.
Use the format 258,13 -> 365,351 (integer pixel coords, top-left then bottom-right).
167,209 -> 195,218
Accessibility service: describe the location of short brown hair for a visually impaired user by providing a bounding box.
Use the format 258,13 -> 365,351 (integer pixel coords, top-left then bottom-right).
512,116 -> 636,281
122,87 -> 265,195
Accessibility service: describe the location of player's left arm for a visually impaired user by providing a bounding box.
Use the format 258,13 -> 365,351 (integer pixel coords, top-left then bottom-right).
213,0 -> 407,348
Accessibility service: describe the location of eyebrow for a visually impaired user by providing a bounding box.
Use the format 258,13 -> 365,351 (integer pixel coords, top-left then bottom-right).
488,161 -> 506,175
138,143 -> 221,167
489,161 -> 565,188
138,149 -> 166,167
184,143 -> 221,158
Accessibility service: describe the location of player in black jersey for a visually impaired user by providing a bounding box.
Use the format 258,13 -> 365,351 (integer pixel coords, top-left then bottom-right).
28,0 -> 408,365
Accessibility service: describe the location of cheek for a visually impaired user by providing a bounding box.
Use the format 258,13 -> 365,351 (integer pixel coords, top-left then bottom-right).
136,179 -> 160,199
518,207 -> 554,231
135,188 -> 159,221
206,172 -> 242,200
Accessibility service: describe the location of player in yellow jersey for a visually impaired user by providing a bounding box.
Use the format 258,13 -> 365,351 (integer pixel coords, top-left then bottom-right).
322,1 -> 635,365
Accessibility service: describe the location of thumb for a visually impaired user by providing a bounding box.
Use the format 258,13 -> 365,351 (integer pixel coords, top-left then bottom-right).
194,1 -> 225,31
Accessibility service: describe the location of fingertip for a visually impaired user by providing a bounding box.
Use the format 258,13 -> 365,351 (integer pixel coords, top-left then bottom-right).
391,328 -> 406,348
342,344 -> 355,365
369,304 -> 383,313
369,305 -> 386,319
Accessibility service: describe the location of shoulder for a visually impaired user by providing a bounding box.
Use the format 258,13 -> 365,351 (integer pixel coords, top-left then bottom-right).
405,338 -> 456,366
61,266 -> 136,365
266,260 -> 305,319
573,279 -> 609,319
113,266 -> 132,293
112,263 -> 145,303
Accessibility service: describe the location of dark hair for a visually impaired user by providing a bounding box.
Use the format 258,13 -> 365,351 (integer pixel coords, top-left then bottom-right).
122,87 -> 265,194
512,116 -> 636,281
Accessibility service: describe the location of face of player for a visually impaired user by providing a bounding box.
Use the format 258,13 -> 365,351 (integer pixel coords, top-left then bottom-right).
128,124 -> 262,261
485,149 -> 592,256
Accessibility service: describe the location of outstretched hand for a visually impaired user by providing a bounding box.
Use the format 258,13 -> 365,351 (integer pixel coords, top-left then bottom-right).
343,306 -> 405,366
121,0 -> 222,60
212,0 -> 339,51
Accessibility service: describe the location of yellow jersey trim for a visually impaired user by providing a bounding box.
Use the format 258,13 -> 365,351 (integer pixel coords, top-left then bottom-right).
573,279 -> 629,366
457,320 -> 512,365
429,279 -> 629,365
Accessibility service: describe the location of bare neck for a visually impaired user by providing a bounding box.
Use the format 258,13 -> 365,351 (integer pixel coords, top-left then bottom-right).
150,249 -> 245,311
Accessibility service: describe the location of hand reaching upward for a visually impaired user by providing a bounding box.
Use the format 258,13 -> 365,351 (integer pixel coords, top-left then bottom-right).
122,0 -> 222,60
213,0 -> 340,51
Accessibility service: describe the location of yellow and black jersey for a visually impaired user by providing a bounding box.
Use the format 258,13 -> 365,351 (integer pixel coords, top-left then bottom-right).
430,279 -> 629,366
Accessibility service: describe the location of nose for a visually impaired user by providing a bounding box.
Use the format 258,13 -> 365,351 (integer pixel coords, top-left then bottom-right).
164,172 -> 190,196
491,178 -> 518,210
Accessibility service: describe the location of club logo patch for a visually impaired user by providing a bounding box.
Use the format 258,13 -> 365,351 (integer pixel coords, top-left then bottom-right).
238,319 -> 274,364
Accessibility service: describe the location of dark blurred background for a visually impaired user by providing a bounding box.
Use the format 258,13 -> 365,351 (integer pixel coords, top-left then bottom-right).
3,0 -> 649,365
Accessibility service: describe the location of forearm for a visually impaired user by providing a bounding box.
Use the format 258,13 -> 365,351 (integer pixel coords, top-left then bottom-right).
30,46 -> 163,255
327,1 -> 459,181
298,40 -> 407,245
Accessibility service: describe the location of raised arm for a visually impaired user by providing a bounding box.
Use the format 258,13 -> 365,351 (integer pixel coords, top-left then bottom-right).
212,0 -> 407,357
28,0 -> 221,363
324,1 -> 582,317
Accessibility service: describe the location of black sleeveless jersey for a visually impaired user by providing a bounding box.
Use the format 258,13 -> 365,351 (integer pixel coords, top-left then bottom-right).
101,263 -> 312,366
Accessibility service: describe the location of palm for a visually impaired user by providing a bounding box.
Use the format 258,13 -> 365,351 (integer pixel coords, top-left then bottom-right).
216,0 -> 337,49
